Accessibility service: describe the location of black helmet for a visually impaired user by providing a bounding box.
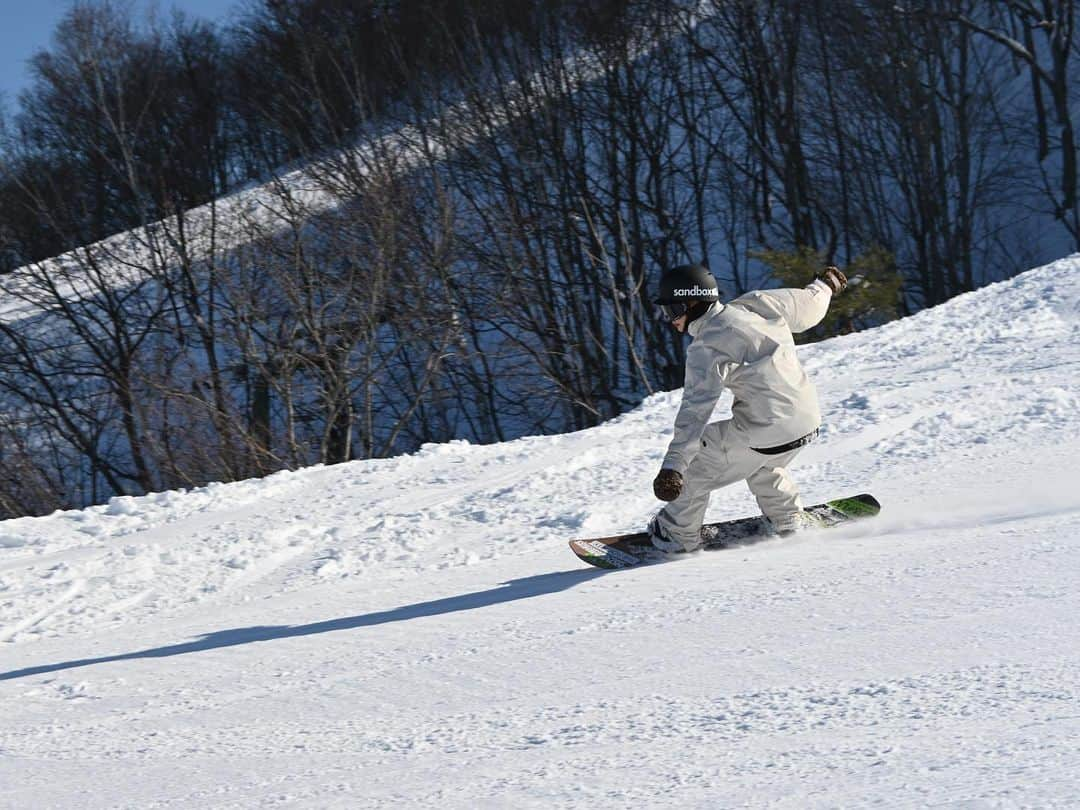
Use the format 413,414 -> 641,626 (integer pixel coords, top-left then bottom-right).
654,263 -> 720,322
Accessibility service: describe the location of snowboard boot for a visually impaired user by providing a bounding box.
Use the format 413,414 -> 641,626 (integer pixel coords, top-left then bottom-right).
647,516 -> 701,554
768,509 -> 823,537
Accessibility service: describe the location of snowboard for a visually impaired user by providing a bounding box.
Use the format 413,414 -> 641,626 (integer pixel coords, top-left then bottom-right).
569,493 -> 881,569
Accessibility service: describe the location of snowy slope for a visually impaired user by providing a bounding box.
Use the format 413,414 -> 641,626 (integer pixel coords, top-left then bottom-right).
1,256 -> 1079,808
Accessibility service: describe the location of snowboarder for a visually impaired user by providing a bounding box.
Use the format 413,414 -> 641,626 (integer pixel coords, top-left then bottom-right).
648,262 -> 848,553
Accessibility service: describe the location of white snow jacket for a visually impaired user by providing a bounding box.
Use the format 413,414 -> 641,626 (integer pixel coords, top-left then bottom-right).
661,279 -> 834,475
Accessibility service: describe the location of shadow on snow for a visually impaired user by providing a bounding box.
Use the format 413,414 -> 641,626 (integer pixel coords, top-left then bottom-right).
0,568 -> 605,682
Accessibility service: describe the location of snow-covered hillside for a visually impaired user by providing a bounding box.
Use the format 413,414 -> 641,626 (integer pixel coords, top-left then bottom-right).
1,256 -> 1079,808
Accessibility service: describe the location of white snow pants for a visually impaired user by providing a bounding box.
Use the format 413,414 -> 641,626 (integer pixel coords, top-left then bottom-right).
655,419 -> 804,548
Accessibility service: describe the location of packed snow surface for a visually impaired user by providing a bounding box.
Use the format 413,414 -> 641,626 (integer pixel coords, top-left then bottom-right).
1,257 -> 1079,808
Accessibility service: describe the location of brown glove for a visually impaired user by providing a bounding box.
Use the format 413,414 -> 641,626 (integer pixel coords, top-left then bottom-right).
817,265 -> 848,294
653,468 -> 684,501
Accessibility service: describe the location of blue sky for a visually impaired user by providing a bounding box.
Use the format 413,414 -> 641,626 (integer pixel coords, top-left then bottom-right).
0,0 -> 238,113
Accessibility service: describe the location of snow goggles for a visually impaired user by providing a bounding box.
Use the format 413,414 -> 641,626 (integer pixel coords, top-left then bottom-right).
654,301 -> 690,322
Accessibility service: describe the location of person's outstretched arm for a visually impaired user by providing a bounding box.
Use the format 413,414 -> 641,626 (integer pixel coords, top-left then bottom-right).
731,267 -> 847,334
661,338 -> 744,477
